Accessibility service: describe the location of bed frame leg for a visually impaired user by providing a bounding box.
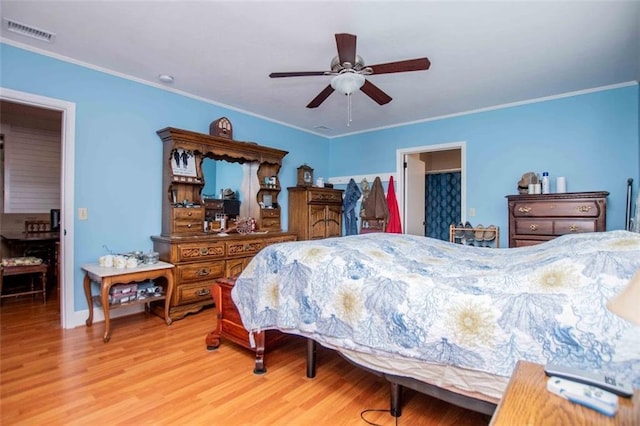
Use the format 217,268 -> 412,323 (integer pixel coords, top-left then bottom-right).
390,382 -> 403,417
253,331 -> 267,374
306,338 -> 316,378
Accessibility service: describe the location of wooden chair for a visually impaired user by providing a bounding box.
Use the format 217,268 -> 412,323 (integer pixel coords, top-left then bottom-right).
1,260 -> 48,303
23,220 -> 58,293
25,220 -> 52,233
360,217 -> 387,234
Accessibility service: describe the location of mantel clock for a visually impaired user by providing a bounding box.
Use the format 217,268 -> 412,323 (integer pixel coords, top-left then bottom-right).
296,164 -> 313,187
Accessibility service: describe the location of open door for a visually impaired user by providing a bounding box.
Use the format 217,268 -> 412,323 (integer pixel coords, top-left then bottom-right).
404,154 -> 426,236
1,88 -> 75,328
398,142 -> 465,240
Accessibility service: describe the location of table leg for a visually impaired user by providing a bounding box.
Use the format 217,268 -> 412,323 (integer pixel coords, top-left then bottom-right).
163,271 -> 173,325
84,273 -> 94,326
101,280 -> 112,343
41,269 -> 47,304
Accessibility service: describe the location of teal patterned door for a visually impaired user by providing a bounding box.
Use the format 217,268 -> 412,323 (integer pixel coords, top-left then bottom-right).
425,172 -> 461,240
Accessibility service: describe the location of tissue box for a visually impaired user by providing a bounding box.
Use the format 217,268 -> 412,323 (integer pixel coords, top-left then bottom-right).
110,283 -> 137,296
109,293 -> 137,304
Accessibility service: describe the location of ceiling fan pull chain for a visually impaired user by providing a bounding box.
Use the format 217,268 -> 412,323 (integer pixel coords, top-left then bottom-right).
347,94 -> 352,126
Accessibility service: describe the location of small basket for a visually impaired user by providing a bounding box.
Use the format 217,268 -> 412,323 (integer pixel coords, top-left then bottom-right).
143,251 -> 160,264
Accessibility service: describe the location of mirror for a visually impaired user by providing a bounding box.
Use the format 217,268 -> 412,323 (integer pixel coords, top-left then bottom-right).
201,157 -> 245,201
200,157 -> 261,220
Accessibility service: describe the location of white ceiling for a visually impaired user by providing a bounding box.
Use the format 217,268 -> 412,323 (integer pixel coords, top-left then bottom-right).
1,1 -> 639,138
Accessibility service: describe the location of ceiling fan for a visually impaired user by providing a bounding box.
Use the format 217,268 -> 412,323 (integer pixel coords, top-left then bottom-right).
269,33 -> 431,109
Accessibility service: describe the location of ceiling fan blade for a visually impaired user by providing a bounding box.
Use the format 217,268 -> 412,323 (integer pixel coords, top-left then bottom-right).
306,85 -> 335,108
269,71 -> 328,78
360,80 -> 392,105
368,58 -> 431,75
335,33 -> 357,66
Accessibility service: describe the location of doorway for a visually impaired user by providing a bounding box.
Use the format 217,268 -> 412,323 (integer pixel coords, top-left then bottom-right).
396,142 -> 466,239
0,88 -> 75,329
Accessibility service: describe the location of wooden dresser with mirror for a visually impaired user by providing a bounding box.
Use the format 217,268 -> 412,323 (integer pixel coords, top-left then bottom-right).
151,126 -> 296,320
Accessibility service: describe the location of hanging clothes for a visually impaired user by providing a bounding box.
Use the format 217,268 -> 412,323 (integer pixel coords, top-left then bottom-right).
363,176 -> 389,221
343,178 -> 362,236
359,178 -> 370,218
386,175 -> 402,233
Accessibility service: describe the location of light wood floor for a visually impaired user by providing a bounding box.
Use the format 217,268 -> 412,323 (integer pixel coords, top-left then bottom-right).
0,293 -> 491,425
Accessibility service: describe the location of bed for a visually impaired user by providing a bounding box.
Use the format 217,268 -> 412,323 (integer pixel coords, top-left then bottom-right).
230,230 -> 640,415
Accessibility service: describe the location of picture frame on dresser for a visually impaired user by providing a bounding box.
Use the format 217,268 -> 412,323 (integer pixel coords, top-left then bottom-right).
171,148 -> 197,177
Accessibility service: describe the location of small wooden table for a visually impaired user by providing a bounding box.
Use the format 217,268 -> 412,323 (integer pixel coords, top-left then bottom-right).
82,261 -> 174,342
490,360 -> 639,425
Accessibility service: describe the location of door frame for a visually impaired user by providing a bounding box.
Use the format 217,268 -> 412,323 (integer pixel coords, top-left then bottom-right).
0,87 -> 76,329
396,142 -> 467,234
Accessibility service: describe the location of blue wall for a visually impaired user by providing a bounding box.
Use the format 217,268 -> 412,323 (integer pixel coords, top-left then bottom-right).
331,86 -> 640,245
2,43 -> 639,313
1,44 -> 329,311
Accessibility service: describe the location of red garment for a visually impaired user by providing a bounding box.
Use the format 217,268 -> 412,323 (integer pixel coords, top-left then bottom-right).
386,176 -> 402,233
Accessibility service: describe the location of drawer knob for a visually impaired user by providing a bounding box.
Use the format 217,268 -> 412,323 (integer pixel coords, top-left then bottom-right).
198,268 -> 210,276
518,206 -> 532,213
199,248 -> 209,255
187,224 -> 192,228
568,224 -> 578,232
577,205 -> 592,213
195,288 -> 211,296
529,224 -> 539,231
188,211 -> 193,216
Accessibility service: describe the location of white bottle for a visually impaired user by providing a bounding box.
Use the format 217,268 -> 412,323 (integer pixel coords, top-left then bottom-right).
541,172 -> 550,194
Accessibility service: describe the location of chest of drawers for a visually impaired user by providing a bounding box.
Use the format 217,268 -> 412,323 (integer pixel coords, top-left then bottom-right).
152,232 -> 296,320
506,191 -> 608,247
171,207 -> 205,234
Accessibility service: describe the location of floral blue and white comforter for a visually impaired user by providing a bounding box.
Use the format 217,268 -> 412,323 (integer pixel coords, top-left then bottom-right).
231,230 -> 640,387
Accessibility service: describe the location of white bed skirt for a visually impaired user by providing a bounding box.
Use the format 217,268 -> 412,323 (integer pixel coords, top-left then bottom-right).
333,344 -> 507,404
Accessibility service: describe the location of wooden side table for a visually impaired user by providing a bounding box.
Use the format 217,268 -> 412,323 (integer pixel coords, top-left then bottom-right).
82,261 -> 174,342
490,360 -> 639,425
205,276 -> 284,374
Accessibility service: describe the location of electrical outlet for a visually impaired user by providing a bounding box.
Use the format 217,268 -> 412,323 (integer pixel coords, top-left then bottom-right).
469,208 -> 476,217
78,207 -> 88,220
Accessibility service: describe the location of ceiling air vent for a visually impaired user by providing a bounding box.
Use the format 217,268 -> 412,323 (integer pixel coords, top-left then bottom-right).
3,18 -> 56,43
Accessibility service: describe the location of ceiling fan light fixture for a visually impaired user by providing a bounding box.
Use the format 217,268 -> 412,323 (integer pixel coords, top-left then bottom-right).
330,72 -> 365,127
330,72 -> 365,96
